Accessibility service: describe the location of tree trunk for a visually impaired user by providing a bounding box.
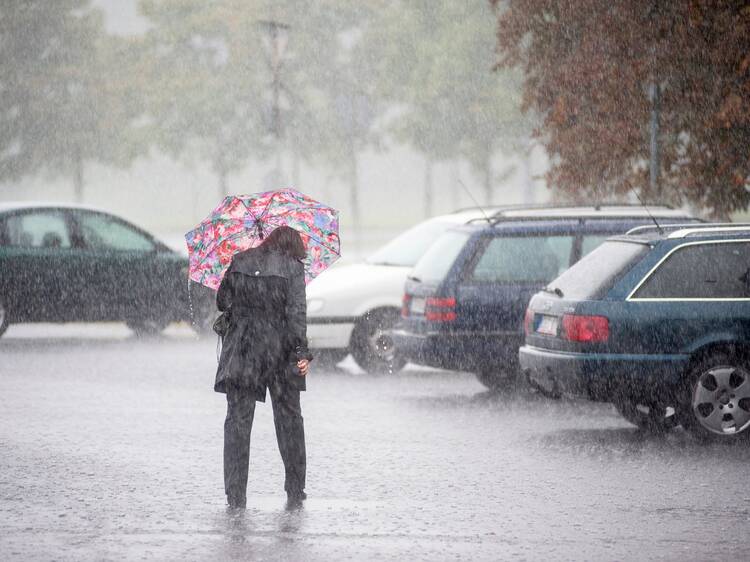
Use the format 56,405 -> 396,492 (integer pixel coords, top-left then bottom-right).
484,152 -> 493,205
424,157 -> 433,218
217,156 -> 228,199
349,147 -> 361,253
450,161 -> 461,210
73,147 -> 84,203
521,146 -> 534,205
291,146 -> 301,188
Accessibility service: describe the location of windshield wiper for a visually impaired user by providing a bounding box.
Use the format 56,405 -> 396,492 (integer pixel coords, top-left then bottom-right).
543,286 -> 564,297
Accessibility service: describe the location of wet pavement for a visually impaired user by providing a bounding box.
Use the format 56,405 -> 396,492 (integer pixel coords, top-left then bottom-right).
2,324 -> 750,561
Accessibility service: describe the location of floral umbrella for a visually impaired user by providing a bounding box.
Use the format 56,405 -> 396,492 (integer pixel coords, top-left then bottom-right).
186,188 -> 340,290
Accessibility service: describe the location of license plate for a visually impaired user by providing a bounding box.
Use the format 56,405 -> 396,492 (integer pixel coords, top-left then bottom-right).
411,297 -> 426,315
536,315 -> 559,336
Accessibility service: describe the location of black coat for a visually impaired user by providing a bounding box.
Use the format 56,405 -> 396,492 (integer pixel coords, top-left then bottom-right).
214,247 -> 312,400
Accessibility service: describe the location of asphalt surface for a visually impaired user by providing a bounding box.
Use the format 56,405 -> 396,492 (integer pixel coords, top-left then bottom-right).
2,323 -> 750,561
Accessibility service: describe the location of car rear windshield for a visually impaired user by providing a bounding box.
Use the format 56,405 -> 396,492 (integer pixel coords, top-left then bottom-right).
547,240 -> 649,300
410,230 -> 471,284
366,219 -> 457,267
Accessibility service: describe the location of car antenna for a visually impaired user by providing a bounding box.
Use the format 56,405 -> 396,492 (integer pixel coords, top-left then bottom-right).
458,179 -> 491,222
631,188 -> 663,235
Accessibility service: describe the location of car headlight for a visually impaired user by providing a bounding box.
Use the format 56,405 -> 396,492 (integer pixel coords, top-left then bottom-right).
307,298 -> 324,314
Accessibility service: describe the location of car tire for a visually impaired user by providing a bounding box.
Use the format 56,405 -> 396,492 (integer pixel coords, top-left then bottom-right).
679,351 -> 750,441
127,319 -> 169,337
0,296 -> 9,338
350,309 -> 406,374
191,302 -> 218,337
187,281 -> 217,337
314,350 -> 349,368
475,369 -> 518,392
614,399 -> 679,433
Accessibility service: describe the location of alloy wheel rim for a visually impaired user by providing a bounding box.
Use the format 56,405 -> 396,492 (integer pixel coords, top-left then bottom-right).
369,328 -> 396,362
692,365 -> 750,435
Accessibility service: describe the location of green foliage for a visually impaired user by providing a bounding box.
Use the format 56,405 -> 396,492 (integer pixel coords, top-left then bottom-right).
362,1 -> 530,187
0,0 -> 142,199
138,0 -> 271,194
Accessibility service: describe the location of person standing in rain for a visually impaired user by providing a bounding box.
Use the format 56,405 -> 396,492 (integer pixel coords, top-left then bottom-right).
214,226 -> 312,509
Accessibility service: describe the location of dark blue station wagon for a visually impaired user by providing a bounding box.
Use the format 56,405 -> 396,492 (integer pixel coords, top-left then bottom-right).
393,205 -> 699,389
520,224 -> 750,440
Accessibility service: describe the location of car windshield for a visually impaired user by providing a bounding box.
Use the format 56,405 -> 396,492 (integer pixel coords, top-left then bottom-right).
366,219 -> 458,267
409,230 -> 471,284
548,240 -> 649,300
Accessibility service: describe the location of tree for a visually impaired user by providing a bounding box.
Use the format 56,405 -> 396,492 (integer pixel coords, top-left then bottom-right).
364,0 -> 531,210
492,0 -> 750,217
0,0 -> 138,201
138,0 -> 379,213
255,1 -> 384,229
139,0 -> 271,198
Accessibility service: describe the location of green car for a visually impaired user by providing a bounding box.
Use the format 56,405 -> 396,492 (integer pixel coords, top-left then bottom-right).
0,202 -> 214,337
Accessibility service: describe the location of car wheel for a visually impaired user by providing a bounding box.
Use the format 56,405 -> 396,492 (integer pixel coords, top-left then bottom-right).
614,399 -> 679,433
0,296 -> 9,338
188,281 -> 217,336
475,369 -> 518,392
350,309 -> 406,374
190,302 -> 218,337
127,319 -> 169,337
314,350 -> 349,368
679,352 -> 750,441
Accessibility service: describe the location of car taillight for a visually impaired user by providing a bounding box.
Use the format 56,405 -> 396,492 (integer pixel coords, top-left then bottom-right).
401,294 -> 412,318
561,314 -> 609,342
524,307 -> 534,335
425,297 -> 456,322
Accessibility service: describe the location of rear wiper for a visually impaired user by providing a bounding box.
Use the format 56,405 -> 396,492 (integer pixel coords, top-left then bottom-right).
543,286 -> 564,297
407,275 -> 422,283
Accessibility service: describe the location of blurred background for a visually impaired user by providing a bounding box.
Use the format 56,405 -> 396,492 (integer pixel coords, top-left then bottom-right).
2,1 -> 748,260
0,0 -> 545,260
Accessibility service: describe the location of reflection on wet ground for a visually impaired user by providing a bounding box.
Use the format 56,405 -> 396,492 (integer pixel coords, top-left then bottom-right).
2,324 -> 750,560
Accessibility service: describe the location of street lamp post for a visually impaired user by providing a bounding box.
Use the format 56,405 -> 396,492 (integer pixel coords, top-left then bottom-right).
649,81 -> 661,202
256,19 -> 290,187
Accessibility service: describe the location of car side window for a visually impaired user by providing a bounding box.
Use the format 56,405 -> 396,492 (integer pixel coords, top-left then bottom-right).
4,212 -> 72,249
633,241 -> 750,299
581,234 -> 611,257
470,235 -> 575,284
77,213 -> 155,252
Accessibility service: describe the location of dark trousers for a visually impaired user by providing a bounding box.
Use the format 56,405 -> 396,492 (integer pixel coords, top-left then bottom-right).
224,384 -> 306,503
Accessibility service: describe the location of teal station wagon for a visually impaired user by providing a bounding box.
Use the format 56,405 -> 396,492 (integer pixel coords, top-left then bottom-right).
520,223 -> 750,440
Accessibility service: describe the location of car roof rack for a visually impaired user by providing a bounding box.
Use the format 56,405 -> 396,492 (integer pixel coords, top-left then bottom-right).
460,202 -> 689,225
666,224 -> 750,239
491,203 -> 687,224
626,222 -> 710,236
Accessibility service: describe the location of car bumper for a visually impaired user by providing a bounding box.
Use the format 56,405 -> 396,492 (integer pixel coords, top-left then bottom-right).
307,317 -> 356,350
392,329 -> 522,371
518,345 -> 690,401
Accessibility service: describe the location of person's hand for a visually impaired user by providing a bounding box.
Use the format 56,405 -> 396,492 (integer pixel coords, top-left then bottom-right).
297,359 -> 310,376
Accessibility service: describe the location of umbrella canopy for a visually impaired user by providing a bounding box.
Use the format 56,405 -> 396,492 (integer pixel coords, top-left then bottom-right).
186,188 -> 340,290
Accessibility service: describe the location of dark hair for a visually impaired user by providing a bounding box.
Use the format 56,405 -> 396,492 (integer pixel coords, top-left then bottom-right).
261,226 -> 306,260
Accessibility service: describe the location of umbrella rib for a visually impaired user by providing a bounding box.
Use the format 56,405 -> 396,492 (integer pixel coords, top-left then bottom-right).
257,191 -> 280,222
